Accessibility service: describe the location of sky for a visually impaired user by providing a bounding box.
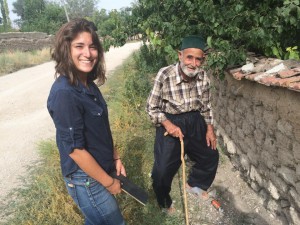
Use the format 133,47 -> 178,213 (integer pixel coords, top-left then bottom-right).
6,0 -> 135,23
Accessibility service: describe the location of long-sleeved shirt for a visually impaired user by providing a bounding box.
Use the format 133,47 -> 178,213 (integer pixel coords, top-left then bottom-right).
47,75 -> 115,177
146,62 -> 213,126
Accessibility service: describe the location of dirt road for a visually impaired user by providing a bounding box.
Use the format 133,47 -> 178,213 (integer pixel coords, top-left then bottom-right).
0,42 -> 141,204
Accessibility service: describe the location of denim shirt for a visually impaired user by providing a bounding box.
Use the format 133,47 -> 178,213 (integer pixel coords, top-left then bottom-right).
47,75 -> 114,177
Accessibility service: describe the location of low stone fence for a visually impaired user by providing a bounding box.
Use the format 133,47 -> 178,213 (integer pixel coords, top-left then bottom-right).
210,58 -> 300,225
0,32 -> 53,52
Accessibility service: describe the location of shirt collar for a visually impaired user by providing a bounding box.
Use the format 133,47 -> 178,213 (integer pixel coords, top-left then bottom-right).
70,77 -> 95,96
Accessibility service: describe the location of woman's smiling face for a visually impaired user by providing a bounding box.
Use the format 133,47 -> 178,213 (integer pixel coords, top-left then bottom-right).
71,32 -> 98,76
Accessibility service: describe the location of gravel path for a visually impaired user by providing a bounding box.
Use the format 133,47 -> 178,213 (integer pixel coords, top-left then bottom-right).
0,42 -> 141,221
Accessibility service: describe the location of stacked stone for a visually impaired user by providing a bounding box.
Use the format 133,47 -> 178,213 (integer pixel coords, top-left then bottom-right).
210,62 -> 300,225
0,32 -> 53,52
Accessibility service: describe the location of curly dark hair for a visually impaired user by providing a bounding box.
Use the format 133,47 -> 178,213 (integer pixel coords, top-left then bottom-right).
51,18 -> 106,85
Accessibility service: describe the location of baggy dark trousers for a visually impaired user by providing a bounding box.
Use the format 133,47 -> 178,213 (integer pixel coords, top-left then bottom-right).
152,111 -> 219,208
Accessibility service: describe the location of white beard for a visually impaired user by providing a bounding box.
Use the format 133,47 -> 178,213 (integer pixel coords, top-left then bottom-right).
180,62 -> 201,78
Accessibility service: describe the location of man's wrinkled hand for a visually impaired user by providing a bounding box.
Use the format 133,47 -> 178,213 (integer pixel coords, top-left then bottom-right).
162,119 -> 184,141
206,130 -> 217,150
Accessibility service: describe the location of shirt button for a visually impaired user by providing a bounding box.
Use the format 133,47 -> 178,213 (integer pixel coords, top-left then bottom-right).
94,98 -> 97,101
97,113 -> 101,115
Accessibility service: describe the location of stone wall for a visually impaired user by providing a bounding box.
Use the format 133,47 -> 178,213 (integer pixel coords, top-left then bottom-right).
0,32 -> 53,52
211,67 -> 300,224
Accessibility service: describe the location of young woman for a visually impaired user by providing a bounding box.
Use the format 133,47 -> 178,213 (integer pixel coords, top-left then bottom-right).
47,18 -> 126,225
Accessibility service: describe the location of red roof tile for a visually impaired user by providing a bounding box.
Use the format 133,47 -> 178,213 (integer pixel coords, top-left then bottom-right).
280,76 -> 300,87
278,68 -> 300,78
232,71 -> 246,80
287,82 -> 300,92
229,58 -> 300,92
245,72 -> 265,81
258,76 -> 280,86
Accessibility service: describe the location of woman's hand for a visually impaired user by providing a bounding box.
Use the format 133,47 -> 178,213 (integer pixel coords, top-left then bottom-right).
115,158 -> 126,177
107,158 -> 126,195
106,177 -> 122,195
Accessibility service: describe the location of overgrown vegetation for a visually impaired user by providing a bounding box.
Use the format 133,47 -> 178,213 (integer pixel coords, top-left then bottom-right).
7,0 -> 300,73
127,0 -> 300,77
2,141 -> 83,225
102,54 -> 184,225
9,0 -> 136,51
0,0 -> 11,32
0,48 -> 51,76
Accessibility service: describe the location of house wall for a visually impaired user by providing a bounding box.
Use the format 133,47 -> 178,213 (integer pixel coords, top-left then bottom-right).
211,71 -> 300,225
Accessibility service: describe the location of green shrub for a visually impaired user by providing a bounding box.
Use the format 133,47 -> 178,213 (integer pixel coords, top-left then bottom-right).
124,44 -> 166,110
3,141 -> 83,225
0,48 -> 51,76
128,0 -> 300,78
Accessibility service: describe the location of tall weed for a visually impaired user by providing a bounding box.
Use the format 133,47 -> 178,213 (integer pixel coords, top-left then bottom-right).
103,56 -> 184,225
0,48 -> 51,76
3,141 -> 83,225
133,44 -> 167,73
124,44 -> 167,111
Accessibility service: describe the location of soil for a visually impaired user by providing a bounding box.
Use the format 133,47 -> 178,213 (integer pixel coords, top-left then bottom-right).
170,154 -> 285,225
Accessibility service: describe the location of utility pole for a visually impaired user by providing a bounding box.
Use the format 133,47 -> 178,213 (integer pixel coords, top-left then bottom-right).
61,0 -> 69,22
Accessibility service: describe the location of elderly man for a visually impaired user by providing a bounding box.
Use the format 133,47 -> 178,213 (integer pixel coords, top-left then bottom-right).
146,35 -> 219,213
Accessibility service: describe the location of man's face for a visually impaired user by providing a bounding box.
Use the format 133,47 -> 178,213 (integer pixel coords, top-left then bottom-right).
178,48 -> 205,77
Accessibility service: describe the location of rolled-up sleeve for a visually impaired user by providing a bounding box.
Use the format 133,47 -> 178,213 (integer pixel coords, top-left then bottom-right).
48,90 -> 85,154
146,73 -> 167,126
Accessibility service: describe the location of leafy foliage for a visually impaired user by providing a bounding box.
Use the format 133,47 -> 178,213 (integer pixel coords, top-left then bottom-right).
92,7 -> 141,51
3,141 -> 83,225
11,0 -> 140,43
12,0 -> 67,34
112,0 -> 300,77
103,56 -> 184,225
123,44 -> 167,111
65,0 -> 98,19
24,2 -> 67,34
0,0 -> 11,31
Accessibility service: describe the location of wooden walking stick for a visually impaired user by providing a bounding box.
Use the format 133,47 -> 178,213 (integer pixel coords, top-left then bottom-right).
164,132 -> 189,225
180,139 -> 189,225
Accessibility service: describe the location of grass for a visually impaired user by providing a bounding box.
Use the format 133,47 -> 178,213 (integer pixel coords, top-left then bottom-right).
3,55 -> 185,225
102,57 -> 185,225
2,141 -> 83,225
0,48 -> 51,76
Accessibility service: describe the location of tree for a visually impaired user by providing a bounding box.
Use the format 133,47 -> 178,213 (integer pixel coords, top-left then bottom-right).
88,6 -> 141,50
12,0 -> 25,20
27,2 -> 67,34
128,0 -> 300,76
92,6 -> 142,50
64,0 -> 98,19
0,0 -> 11,31
12,0 -> 66,34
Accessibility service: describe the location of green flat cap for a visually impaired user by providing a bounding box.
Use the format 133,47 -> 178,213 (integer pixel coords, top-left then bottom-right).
180,35 -> 208,51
